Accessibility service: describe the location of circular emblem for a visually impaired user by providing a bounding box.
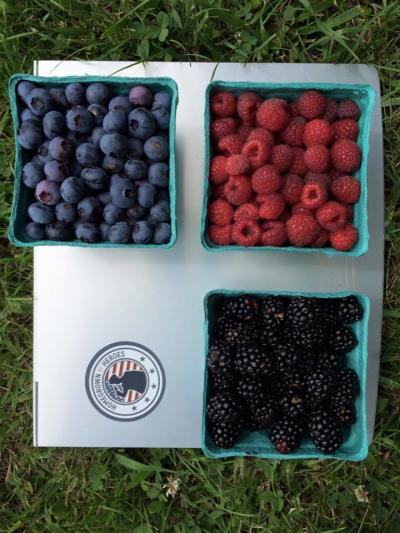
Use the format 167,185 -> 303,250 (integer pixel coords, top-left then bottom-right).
85,341 -> 165,421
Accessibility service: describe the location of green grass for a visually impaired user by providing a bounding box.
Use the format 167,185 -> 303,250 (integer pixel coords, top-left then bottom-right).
1,1 -> 400,531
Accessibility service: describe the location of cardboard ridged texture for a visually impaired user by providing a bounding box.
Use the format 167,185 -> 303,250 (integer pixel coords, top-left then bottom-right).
8,74 -> 178,248
202,290 -> 370,461
201,81 -> 375,256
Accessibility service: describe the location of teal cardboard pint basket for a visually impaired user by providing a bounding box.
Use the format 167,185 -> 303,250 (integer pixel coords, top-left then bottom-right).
201,81 -> 375,256
8,74 -> 178,248
202,290 -> 370,461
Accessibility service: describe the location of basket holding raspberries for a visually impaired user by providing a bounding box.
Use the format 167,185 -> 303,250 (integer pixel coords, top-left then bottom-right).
205,293 -> 364,454
207,89 -> 363,252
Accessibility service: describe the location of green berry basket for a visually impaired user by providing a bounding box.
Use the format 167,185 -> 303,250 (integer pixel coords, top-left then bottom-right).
201,289 -> 370,461
201,81 -> 375,256
8,74 -> 178,248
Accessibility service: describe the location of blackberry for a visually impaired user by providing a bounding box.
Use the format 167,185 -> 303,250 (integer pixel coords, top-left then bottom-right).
274,343 -> 302,372
259,323 -> 282,349
214,317 -> 258,346
334,368 -> 360,399
328,326 -> 357,354
270,418 -> 302,453
306,368 -> 335,402
308,410 -> 343,453
312,352 -> 345,370
208,419 -> 243,448
322,299 -> 340,328
282,369 -> 306,392
209,369 -> 234,393
280,391 -> 307,419
289,325 -> 327,351
236,377 -> 265,404
207,339 -> 232,374
235,344 -> 273,376
259,296 -> 287,326
287,297 -> 320,329
337,296 -> 363,324
220,295 -> 258,322
206,392 -> 243,423
248,397 -> 279,430
330,400 -> 356,426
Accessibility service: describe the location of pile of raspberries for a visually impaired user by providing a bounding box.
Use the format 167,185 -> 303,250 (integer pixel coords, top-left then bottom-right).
207,89 -> 362,251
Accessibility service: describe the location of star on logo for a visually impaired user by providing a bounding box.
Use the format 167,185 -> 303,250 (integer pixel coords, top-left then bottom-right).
132,406 -> 137,411
145,397 -> 150,403
140,356 -> 145,362
149,369 -> 155,374
151,384 -> 157,389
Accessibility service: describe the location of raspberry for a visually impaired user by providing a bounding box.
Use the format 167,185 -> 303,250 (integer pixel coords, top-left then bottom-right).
256,194 -> 271,204
248,127 -> 275,146
251,165 -> 282,194
211,91 -> 236,117
291,203 -> 314,216
330,224 -> 358,251
226,154 -> 250,175
289,101 -> 301,117
338,100 -> 360,120
311,228 -> 329,248
260,220 -> 288,246
280,117 -> 306,147
269,98 -> 289,109
233,203 -> 259,222
241,139 -> 270,169
305,171 -> 331,189
218,134 -> 243,156
304,144 -> 330,172
232,220 -> 262,246
211,184 -> 226,200
286,214 -> 320,246
224,175 -> 253,206
259,193 -> 286,220
271,144 -> 294,172
341,203 -> 354,222
282,174 -> 304,205
329,169 -> 344,181
300,181 -> 328,210
298,90 -> 326,119
211,118 -> 237,142
207,199 -> 234,226
256,100 -> 290,131
322,97 -> 338,123
331,140 -> 361,173
330,175 -> 361,204
237,92 -> 262,126
289,147 -> 307,176
316,201 -> 347,231
209,155 -> 229,185
208,224 -> 233,245
303,119 -> 333,147
237,124 -> 253,142
333,119 -> 359,142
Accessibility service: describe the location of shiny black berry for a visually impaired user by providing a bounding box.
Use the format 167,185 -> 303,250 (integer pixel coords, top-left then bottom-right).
235,344 -> 273,376
330,400 -> 356,426
328,326 -> 357,354
337,296 -> 364,324
308,410 -> 343,453
287,297 -> 320,329
306,368 -> 335,402
207,339 -> 232,374
274,343 -> 302,372
248,397 -> 280,430
220,295 -> 258,322
270,418 -> 302,453
208,419 -> 243,448
206,392 -> 244,424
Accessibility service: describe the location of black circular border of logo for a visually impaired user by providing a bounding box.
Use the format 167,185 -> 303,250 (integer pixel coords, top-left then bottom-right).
85,341 -> 166,422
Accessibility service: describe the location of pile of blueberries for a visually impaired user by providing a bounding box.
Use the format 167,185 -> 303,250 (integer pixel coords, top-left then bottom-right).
17,80 -> 173,244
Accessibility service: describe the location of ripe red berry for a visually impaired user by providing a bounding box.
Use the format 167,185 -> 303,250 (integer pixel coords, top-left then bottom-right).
333,119 -> 359,142
241,139 -> 270,170
305,171 -> 331,189
311,228 -> 329,248
237,124 -> 253,142
291,203 -> 314,216
218,134 -> 243,155
316,201 -> 348,231
289,101 -> 301,117
259,193 -> 286,220
260,220 -> 288,246
298,90 -> 326,119
282,174 -> 304,205
208,224 -> 233,245
330,223 -> 358,251
329,169 -> 344,181
237,92 -> 262,126
303,119 -> 333,147
271,144 -> 294,172
248,127 -> 275,146
341,203 -> 354,223
232,219 -> 262,246
211,184 -> 226,200
211,118 -> 237,142
304,144 -> 330,172
330,175 -> 361,204
338,99 -> 360,120
209,155 -> 229,185
322,97 -> 338,123
211,91 -> 236,117
280,117 -> 306,147
226,154 -> 250,175
286,213 -> 320,246
233,203 -> 260,222
300,181 -> 328,210
256,99 -> 290,131
223,175 -> 253,206
251,164 -> 282,194
207,198 -> 234,226
331,139 -> 361,172
289,147 -> 307,176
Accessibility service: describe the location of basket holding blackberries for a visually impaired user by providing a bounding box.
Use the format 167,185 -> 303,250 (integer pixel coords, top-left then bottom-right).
205,293 -> 364,454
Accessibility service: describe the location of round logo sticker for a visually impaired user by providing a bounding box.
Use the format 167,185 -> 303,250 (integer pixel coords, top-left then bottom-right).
85,342 -> 165,421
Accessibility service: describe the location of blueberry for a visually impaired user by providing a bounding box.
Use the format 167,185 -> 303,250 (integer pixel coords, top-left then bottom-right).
43,110 -> 66,139
49,87 -> 68,110
45,220 -> 73,241
31,154 -> 44,167
69,159 -> 84,176
75,142 -> 101,166
37,140 -> 52,164
153,222 -> 171,244
151,105 -> 170,130
27,88 -> 54,116
148,162 -> 169,187
81,166 -> 108,191
137,182 -> 156,208
35,180 -> 61,205
103,204 -> 124,225
148,200 -> 170,223
109,221 -> 130,244
110,176 -> 136,208
126,204 -> 147,220
99,222 -> 111,241
129,85 -> 153,108
89,126 -> 106,147
60,176 -> 85,203
55,202 -> 78,223
75,222 -> 100,243
44,160 -> 68,183
125,159 -> 148,180
103,110 -> 127,133
86,83 -> 110,105
17,81 -> 36,103
66,130 -> 87,147
77,197 -> 102,222
26,221 -> 45,240
100,133 -> 128,158
132,220 -> 153,244
65,83 -> 85,105
97,191 -> 111,205
102,155 -> 125,173
154,91 -> 172,111
18,119 -> 43,150
144,136 -> 169,162
109,95 -> 132,113
49,136 -> 74,161
22,162 -> 44,188
87,104 -> 108,127
128,108 -> 156,140
66,106 -> 94,133
28,202 -> 54,224
21,108 -> 40,122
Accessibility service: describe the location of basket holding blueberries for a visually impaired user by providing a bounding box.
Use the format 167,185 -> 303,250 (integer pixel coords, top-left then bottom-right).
16,79 -> 173,244
206,293 -> 364,454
